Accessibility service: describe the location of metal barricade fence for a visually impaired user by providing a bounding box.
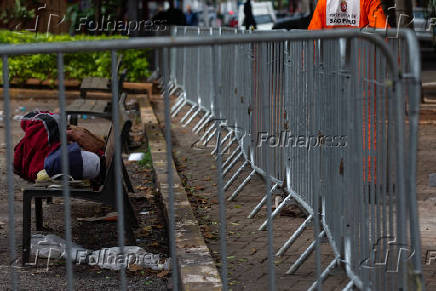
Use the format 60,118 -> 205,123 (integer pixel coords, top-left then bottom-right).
1,29 -> 423,290
167,28 -> 424,290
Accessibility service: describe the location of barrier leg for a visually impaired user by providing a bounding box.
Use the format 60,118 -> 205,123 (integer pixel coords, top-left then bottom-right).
228,169 -> 256,201
171,99 -> 186,118
199,122 -> 215,142
342,281 -> 354,291
259,192 -> 295,230
224,161 -> 248,191
203,128 -> 216,146
286,230 -> 325,274
194,114 -> 212,134
222,146 -> 241,170
212,130 -> 232,155
276,214 -> 313,256
308,258 -> 338,291
183,107 -> 201,127
218,136 -> 237,160
192,111 -> 209,132
223,151 -> 243,176
170,96 -> 184,114
248,183 -> 279,219
180,105 -> 197,123
169,85 -> 178,96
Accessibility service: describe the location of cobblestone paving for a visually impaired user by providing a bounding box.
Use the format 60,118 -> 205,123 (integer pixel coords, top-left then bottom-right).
150,96 -> 350,290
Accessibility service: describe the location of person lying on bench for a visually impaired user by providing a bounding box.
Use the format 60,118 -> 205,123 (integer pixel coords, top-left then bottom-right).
14,111 -> 105,186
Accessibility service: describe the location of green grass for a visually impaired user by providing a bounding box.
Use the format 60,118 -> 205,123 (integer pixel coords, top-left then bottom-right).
138,147 -> 153,168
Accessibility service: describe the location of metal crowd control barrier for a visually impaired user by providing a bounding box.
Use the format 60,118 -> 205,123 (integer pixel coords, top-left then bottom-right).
1,29 -> 423,290
167,28 -> 424,290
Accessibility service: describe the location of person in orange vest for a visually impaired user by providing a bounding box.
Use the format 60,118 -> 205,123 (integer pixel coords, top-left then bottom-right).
308,0 -> 388,29
308,0 -> 389,194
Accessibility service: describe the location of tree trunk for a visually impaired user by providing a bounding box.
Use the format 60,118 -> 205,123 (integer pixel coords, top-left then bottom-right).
395,0 -> 414,28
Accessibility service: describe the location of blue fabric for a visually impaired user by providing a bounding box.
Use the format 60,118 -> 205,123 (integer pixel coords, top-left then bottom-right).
44,142 -> 83,180
186,12 -> 198,26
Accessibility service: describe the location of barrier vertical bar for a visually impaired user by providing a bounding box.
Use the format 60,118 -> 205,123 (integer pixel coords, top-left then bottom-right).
212,43 -> 228,290
261,41 -> 276,291
162,47 -> 179,291
394,72 -> 408,291
111,50 -> 127,290
311,38 -> 322,291
2,55 -> 18,291
404,32 -> 425,289
57,53 -> 74,291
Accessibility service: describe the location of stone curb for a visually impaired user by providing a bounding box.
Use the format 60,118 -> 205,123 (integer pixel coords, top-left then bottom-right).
138,95 -> 222,291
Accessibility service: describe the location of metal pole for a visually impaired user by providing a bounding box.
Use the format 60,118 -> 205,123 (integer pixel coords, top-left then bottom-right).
2,55 -> 18,291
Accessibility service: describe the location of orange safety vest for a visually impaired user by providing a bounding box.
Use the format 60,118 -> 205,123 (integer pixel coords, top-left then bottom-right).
308,0 -> 387,30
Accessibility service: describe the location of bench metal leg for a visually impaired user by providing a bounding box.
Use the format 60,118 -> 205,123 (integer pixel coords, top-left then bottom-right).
122,162 -> 135,193
35,198 -> 43,231
123,192 -> 137,245
70,114 -> 78,126
124,194 -> 138,228
22,195 -> 32,265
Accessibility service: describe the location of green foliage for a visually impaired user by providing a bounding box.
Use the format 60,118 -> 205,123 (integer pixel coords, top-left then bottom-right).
66,0 -> 121,35
0,30 -> 150,84
66,3 -> 95,35
138,147 -> 153,168
0,0 -> 37,25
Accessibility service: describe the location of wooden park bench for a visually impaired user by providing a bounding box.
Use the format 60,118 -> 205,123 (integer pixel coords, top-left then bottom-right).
66,55 -> 126,126
22,105 -> 138,265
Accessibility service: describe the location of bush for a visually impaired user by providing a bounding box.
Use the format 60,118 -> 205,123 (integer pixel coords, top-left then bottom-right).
0,30 -> 150,84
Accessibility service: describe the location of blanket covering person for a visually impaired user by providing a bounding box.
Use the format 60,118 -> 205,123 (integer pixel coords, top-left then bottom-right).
44,142 -> 100,180
14,111 -> 61,182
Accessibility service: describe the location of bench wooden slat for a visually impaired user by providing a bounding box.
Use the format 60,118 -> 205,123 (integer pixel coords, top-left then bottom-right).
81,77 -> 109,90
67,99 -> 86,111
82,99 -> 97,111
93,100 -> 110,113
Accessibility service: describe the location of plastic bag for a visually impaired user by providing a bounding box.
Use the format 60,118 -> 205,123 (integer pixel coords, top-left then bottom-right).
31,234 -> 90,263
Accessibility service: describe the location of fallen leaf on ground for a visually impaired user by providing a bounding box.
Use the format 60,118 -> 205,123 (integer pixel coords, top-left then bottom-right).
157,270 -> 169,278
77,212 -> 118,222
250,248 -> 257,255
128,264 -> 144,272
204,232 -> 215,239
